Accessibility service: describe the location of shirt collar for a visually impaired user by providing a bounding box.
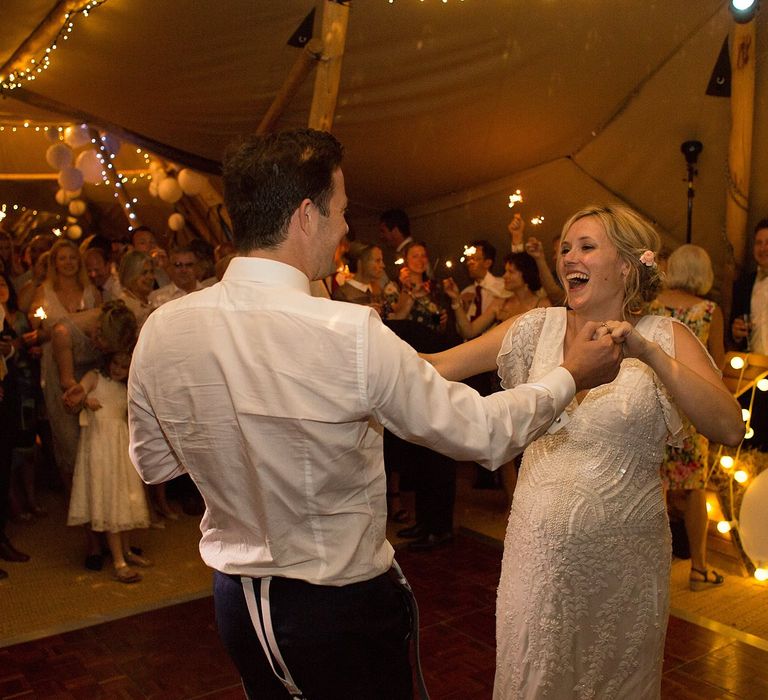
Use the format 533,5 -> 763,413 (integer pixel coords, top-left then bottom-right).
223,256 -> 312,294
395,236 -> 413,253
347,278 -> 372,293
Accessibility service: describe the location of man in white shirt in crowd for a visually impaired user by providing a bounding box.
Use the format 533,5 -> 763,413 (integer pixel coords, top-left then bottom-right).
83,246 -> 122,301
460,239 -> 506,319
148,246 -> 201,308
128,128 -> 622,699
379,208 -> 413,284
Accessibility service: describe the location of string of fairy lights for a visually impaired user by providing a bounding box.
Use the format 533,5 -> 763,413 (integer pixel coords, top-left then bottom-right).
0,1 -> 109,93
708,353 -> 768,581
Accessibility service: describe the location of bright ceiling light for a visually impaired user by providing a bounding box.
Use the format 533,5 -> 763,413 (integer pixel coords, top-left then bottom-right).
730,0 -> 759,23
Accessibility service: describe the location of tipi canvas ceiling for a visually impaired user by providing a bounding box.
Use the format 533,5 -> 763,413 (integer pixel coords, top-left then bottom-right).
1,0 -> 766,292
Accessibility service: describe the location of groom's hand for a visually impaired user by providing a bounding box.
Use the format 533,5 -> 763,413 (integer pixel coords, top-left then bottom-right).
561,321 -> 623,392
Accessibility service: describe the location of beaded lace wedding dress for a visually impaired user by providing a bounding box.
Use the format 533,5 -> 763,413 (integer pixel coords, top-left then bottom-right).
493,307 -> 683,699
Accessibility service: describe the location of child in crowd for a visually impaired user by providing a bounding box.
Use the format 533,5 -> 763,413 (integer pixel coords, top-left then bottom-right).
67,351 -> 151,583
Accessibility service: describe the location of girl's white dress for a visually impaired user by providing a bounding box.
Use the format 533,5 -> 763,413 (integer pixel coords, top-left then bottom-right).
493,307 -> 684,700
68,373 -> 151,532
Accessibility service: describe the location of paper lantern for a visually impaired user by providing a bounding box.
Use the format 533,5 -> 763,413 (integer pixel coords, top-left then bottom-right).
63,124 -> 91,149
739,469 -> 768,563
75,148 -> 103,184
68,200 -> 87,217
168,213 -> 185,231
58,167 -> 84,192
67,224 -> 83,240
45,143 -> 73,170
66,188 -> 82,199
148,180 -> 159,197
158,177 -> 183,203
54,189 -> 71,206
45,128 -> 61,143
178,168 -> 207,196
100,132 -> 121,155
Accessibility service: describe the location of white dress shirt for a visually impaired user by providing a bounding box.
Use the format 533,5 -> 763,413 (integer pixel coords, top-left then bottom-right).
461,271 -> 507,318
128,256 -> 575,586
148,280 -> 202,308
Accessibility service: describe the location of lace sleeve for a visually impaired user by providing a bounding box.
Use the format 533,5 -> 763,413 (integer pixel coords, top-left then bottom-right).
496,308 -> 547,389
647,315 -> 686,447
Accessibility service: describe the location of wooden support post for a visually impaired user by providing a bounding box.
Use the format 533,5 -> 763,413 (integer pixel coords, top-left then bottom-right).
308,1 -> 350,133
725,20 -> 757,274
257,38 -> 324,135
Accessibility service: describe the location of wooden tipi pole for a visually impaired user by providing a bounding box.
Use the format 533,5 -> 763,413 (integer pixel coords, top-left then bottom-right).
725,19 -> 757,274
308,1 -> 350,132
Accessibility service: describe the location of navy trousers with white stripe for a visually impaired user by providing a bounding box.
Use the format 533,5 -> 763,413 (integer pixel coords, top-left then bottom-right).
214,569 -> 413,699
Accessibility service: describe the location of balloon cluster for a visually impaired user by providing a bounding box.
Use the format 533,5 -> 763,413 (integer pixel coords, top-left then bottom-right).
146,161 -> 210,232
44,123 -> 122,239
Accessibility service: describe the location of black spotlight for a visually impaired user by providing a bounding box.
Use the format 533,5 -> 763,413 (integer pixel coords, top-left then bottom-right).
681,140 -> 703,166
730,0 -> 759,23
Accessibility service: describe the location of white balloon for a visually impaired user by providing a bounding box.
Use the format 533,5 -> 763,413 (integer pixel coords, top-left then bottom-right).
66,188 -> 82,199
54,189 -> 71,206
739,469 -> 768,563
75,148 -> 103,184
168,213 -> 186,231
63,124 -> 91,149
178,168 -> 207,196
45,143 -> 73,170
158,177 -> 183,203
148,180 -> 159,197
68,200 -> 87,217
45,128 -> 62,143
58,167 -> 84,191
67,224 -> 83,240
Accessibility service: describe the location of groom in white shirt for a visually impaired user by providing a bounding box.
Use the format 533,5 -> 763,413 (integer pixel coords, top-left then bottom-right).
128,128 -> 622,699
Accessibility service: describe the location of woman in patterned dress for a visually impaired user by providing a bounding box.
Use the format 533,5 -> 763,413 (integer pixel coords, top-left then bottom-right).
425,205 -> 743,699
649,244 -> 726,590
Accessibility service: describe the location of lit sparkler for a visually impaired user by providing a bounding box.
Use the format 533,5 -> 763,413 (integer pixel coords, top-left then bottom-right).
530,216 -> 545,226
508,190 -> 523,208
33,306 -> 47,321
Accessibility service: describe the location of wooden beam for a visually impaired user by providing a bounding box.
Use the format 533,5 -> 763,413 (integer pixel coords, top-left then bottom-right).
0,1 -> 93,82
257,38 -> 324,135
725,20 -> 757,273
308,1 -> 350,133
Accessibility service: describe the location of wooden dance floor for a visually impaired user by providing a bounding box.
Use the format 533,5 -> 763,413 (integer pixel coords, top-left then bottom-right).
1,532 -> 767,699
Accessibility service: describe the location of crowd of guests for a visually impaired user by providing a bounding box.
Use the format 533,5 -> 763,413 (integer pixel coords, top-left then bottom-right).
0,211 -> 765,585
0,225 -> 235,582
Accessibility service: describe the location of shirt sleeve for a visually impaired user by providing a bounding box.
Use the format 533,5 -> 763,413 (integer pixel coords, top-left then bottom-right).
127,326 -> 187,484
366,317 -> 575,470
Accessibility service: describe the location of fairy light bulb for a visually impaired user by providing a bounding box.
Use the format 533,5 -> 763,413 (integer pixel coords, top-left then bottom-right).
734,470 -> 749,484
730,356 -> 746,370
742,408 -> 751,422
757,378 -> 768,392
745,427 -> 754,439
706,501 -> 712,514
755,568 -> 768,582
720,455 -> 734,469
717,520 -> 732,534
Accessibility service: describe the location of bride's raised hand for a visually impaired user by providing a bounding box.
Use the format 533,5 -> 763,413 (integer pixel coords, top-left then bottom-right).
603,321 -> 654,361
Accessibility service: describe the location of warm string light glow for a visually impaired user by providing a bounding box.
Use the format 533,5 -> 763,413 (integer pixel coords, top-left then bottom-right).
0,122 -> 66,133
93,131 -> 140,231
0,1 -> 108,92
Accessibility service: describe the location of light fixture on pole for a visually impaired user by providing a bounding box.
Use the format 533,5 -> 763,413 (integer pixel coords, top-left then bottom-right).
680,140 -> 703,244
730,0 -> 760,23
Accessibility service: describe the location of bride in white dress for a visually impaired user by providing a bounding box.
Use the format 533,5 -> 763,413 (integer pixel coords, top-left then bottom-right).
426,204 -> 743,699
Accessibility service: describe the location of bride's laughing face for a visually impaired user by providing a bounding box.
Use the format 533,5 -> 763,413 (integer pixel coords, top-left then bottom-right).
558,216 -> 629,317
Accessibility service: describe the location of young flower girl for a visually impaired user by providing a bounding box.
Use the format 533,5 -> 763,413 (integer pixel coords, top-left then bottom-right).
67,351 -> 152,583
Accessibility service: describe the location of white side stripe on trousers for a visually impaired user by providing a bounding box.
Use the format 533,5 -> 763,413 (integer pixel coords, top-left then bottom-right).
241,575 -> 305,699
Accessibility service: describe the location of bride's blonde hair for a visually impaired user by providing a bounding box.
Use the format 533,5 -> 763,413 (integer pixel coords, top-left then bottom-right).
560,204 -> 663,320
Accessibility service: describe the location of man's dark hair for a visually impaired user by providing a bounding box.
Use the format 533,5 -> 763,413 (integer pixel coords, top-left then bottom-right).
755,218 -> 768,235
471,239 -> 496,265
379,208 -> 410,236
223,129 -> 343,252
504,252 -> 541,292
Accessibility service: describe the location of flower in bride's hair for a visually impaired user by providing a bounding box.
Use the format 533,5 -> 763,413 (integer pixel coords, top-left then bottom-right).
639,250 -> 656,267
